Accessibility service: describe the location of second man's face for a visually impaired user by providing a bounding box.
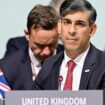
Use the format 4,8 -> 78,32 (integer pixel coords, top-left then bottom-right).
58,10 -> 96,58
26,28 -> 59,62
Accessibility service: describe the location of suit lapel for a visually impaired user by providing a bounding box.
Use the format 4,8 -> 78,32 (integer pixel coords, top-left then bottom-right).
20,48 -> 33,90
52,59 -> 63,89
79,44 -> 97,89
50,52 -> 64,89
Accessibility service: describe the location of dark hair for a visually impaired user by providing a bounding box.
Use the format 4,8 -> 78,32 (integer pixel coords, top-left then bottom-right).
60,0 -> 97,25
27,5 -> 59,33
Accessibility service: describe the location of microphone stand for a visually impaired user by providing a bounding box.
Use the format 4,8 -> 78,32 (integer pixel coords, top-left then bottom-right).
58,76 -> 63,91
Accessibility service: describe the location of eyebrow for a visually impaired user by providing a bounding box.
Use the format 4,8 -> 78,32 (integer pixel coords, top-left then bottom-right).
62,18 -> 87,22
62,18 -> 89,25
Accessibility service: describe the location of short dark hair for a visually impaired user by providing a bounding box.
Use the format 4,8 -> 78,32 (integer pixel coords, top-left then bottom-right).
27,5 -> 59,33
60,0 -> 97,25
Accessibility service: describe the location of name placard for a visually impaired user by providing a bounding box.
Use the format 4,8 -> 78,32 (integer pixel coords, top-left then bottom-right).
5,90 -> 103,105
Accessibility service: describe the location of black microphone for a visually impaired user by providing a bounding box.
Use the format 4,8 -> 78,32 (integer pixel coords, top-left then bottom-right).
58,76 -> 63,90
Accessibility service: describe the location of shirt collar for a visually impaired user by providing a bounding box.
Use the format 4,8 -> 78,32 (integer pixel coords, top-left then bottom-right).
64,45 -> 90,68
53,49 -> 57,55
29,48 -> 41,67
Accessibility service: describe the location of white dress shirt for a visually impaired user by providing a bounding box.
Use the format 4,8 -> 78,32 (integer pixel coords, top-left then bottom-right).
60,46 -> 90,91
29,48 -> 41,81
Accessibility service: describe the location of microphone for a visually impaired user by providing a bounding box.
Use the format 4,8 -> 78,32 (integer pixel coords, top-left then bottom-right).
58,76 -> 63,90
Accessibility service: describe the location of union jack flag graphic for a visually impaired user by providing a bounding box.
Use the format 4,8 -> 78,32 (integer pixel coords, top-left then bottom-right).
0,69 -> 11,98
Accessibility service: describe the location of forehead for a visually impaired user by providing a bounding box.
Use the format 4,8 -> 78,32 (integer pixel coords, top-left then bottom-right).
31,28 -> 58,37
62,11 -> 90,21
30,28 -> 58,44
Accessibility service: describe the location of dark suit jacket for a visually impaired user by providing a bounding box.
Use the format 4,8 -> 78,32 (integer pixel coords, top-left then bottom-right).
4,36 -> 28,57
4,36 -> 64,57
33,44 -> 105,90
0,42 -> 64,90
0,47 -> 32,90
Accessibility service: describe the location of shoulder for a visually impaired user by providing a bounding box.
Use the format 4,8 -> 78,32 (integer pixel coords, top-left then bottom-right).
46,51 -> 64,63
43,51 -> 64,68
89,44 -> 104,55
6,36 -> 28,52
89,44 -> 105,65
7,36 -> 27,45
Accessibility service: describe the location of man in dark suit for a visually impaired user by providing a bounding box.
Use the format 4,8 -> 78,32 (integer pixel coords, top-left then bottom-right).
0,5 -> 63,90
33,0 -> 105,90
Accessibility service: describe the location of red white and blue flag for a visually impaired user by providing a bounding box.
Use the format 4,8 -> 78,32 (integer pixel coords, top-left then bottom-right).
0,70 -> 11,98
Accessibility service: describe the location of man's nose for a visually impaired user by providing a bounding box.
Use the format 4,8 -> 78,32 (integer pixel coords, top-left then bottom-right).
68,23 -> 76,36
42,47 -> 51,55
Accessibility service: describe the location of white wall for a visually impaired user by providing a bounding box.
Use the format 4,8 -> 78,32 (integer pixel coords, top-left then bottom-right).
0,0 -> 105,58
88,0 -> 105,51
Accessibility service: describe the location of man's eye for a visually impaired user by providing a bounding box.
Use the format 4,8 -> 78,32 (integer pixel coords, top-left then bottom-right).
48,44 -> 56,48
63,20 -> 71,25
76,22 -> 87,27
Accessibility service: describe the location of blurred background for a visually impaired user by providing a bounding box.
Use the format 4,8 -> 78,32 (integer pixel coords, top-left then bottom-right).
0,0 -> 105,58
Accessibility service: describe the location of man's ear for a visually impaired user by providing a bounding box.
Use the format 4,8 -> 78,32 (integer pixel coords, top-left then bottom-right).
89,24 -> 97,37
24,29 -> 30,41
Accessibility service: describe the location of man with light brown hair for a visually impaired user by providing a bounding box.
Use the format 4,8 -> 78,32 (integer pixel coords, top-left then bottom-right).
0,4 -> 62,90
